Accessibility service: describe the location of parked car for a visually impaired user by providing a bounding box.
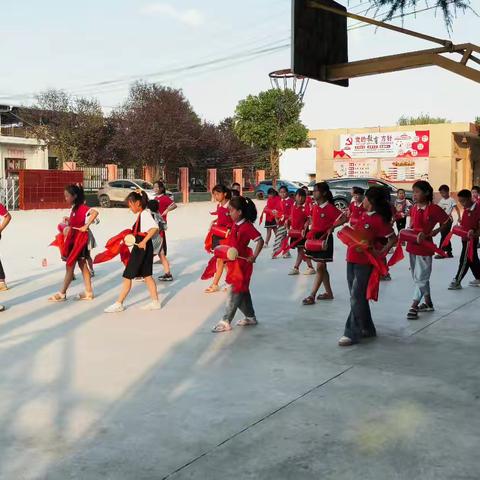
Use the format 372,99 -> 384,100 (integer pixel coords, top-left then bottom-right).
320,177 -> 413,210
97,179 -> 173,208
254,180 -> 299,199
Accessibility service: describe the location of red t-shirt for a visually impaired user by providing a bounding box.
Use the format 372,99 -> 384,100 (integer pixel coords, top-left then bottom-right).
265,196 -> 282,222
0,203 -> 8,218
156,194 -> 174,220
69,204 -> 90,229
214,202 -> 233,228
407,203 -> 449,256
310,202 -> 342,233
305,196 -> 313,210
348,201 -> 365,226
290,203 -> 310,231
229,220 -> 262,257
280,197 -> 294,222
346,212 -> 395,265
460,203 -> 480,233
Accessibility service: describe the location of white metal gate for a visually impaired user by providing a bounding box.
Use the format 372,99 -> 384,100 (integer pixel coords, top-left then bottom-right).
0,177 -> 19,210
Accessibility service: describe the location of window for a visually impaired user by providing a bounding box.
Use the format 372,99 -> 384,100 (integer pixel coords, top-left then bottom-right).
138,181 -> 153,190
109,181 -> 125,188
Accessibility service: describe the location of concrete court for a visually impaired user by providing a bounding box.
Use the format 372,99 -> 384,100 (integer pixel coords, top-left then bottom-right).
0,202 -> 479,480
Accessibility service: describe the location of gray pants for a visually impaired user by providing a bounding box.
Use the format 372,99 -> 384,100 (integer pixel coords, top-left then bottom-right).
409,253 -> 433,302
344,263 -> 375,343
223,290 -> 255,324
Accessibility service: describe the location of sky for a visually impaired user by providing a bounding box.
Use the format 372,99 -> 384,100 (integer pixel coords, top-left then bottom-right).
1,0 -> 479,130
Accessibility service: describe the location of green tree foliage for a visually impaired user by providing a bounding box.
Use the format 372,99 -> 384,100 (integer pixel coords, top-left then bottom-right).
234,89 -> 308,178
397,113 -> 450,125
370,0 -> 473,30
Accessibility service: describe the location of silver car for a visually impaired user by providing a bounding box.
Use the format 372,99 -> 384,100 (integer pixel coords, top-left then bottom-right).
97,179 -> 161,208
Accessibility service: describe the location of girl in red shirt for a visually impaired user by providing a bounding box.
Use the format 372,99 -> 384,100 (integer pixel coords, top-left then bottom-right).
302,182 -> 345,305
287,188 -> 315,275
338,187 -> 397,346
204,185 -> 233,293
272,185 -> 295,259
348,186 -> 365,226
212,196 -> 264,333
153,181 -> 177,282
405,181 -> 450,319
49,185 -> 99,302
263,188 -> 281,248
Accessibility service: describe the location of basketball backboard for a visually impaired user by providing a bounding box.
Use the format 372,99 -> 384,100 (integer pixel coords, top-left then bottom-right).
292,0 -> 349,87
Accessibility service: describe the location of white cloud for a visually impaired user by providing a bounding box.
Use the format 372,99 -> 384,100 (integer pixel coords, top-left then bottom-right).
140,3 -> 205,27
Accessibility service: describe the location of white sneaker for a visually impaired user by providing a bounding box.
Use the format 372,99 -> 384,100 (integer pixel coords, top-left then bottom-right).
140,301 -> 161,311
236,317 -> 258,326
303,267 -> 316,275
0,305 -> 5,312
469,279 -> 480,287
448,281 -> 462,290
104,302 -> 125,313
288,268 -> 300,276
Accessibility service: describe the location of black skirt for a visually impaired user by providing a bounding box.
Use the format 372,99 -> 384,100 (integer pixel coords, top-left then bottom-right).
305,233 -> 334,262
211,234 -> 222,250
123,237 -> 154,279
264,219 -> 277,229
290,236 -> 306,248
160,231 -> 167,256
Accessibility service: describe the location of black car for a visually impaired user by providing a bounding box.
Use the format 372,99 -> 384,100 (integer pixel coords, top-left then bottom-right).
321,178 -> 413,210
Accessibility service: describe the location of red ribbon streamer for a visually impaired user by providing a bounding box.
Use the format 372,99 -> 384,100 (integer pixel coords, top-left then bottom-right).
50,228 -> 89,267
337,226 -> 388,302
441,225 -> 474,262
93,229 -> 134,266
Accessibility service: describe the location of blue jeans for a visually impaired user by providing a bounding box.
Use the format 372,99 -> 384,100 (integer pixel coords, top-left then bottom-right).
344,263 -> 375,343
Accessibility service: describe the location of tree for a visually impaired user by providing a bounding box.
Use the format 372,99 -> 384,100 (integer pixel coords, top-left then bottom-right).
370,0 -> 473,30
398,113 -> 450,125
475,116 -> 480,126
234,89 -> 308,178
22,89 -> 106,166
110,82 -> 201,179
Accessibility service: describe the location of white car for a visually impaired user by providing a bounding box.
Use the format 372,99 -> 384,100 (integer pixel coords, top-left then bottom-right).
97,179 -> 173,208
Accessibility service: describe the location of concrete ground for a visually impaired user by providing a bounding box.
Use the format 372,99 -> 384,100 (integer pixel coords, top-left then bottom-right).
1,202 -> 479,480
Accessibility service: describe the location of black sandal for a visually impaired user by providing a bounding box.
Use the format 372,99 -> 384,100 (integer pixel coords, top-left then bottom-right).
407,308 -> 419,319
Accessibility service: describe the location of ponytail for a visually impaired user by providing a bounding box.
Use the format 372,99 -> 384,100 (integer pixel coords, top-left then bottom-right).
365,186 -> 392,223
126,190 -> 148,209
230,195 -> 258,223
314,182 -> 334,205
65,184 -> 85,211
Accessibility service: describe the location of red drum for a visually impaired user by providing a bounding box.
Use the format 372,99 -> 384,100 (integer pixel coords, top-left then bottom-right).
211,224 -> 230,238
213,245 -> 239,261
305,237 -> 328,252
288,228 -> 303,239
399,229 -> 421,244
451,225 -> 469,239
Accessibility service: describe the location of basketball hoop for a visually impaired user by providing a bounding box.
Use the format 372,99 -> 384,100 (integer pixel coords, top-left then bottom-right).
269,68 -> 309,101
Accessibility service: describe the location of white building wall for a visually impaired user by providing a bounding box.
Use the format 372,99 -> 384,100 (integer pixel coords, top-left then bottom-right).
0,136 -> 48,177
279,147 -> 316,183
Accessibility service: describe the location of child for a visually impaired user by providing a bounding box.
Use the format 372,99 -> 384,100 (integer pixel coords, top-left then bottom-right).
302,182 -> 345,305
48,185 -> 99,302
272,185 -> 294,259
405,180 -> 450,319
302,185 -> 313,210
394,188 -> 412,233
447,189 -> 480,289
104,191 -> 160,312
436,184 -> 460,259
211,196 -> 264,333
231,182 -> 241,197
0,202 -> 12,291
204,184 -> 233,293
263,187 -> 281,248
147,199 -> 166,256
154,180 -> 177,282
472,186 -> 480,205
287,189 -> 315,275
348,187 -> 365,226
338,187 -> 397,347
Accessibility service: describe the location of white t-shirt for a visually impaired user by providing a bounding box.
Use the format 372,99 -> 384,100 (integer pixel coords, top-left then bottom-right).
138,209 -> 159,233
437,197 -> 456,216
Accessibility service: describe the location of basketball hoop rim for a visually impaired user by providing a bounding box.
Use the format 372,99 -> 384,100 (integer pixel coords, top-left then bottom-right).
268,68 -> 306,80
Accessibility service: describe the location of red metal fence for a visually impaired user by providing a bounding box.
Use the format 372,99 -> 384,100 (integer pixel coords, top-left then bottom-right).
19,170 -> 83,209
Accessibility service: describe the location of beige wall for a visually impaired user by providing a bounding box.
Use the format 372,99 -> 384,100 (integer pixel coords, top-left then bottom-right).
0,136 -> 48,177
309,122 -> 477,191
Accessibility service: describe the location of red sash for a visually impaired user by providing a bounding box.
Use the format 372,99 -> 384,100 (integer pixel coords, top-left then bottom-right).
50,228 -> 89,267
93,229 -> 133,266
337,226 -> 389,302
